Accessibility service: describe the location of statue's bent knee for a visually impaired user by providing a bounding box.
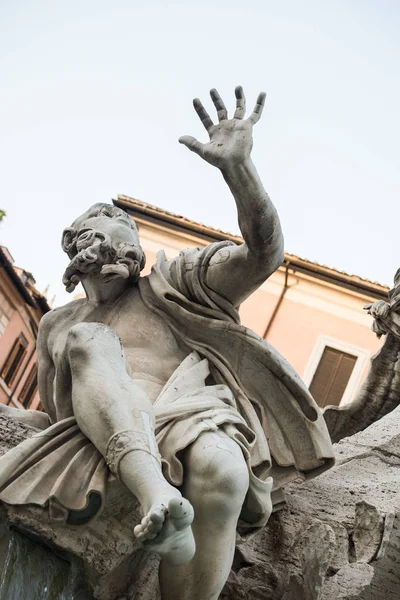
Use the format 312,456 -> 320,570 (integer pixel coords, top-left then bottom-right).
66,322 -> 121,359
194,455 -> 250,513
215,462 -> 249,502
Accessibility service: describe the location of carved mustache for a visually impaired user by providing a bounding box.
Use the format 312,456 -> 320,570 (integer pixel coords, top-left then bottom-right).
62,229 -> 144,293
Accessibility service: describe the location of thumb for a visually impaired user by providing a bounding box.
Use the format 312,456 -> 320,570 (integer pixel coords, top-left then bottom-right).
178,135 -> 203,156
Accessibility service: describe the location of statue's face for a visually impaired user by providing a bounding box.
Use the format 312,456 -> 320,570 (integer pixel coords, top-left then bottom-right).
75,213 -> 140,252
62,204 -> 145,293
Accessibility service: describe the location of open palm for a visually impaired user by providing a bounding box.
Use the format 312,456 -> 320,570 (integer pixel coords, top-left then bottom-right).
179,87 -> 266,169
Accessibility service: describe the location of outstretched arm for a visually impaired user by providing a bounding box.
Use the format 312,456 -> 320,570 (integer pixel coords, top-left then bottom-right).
179,87 -> 284,307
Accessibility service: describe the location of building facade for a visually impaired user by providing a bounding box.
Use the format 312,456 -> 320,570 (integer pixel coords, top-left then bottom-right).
0,247 -> 49,411
115,195 -> 388,410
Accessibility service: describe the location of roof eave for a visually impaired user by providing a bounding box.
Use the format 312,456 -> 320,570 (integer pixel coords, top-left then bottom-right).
0,247 -> 50,312
114,195 -> 389,300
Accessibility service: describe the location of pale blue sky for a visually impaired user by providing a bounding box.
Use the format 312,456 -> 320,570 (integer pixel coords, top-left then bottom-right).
0,0 -> 399,305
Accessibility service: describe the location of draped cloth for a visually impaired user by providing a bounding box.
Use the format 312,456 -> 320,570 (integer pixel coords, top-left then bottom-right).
142,242 -> 335,487
0,352 -> 261,529
0,241 -> 334,534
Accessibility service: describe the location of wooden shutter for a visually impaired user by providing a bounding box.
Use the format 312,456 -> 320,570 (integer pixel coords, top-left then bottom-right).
1,333 -> 28,386
309,346 -> 357,408
19,364 -> 38,408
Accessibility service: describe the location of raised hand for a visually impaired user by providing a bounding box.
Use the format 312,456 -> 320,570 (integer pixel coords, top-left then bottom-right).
179,87 -> 266,170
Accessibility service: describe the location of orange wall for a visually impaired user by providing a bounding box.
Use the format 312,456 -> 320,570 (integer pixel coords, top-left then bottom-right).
137,222 -> 385,406
266,297 -> 382,378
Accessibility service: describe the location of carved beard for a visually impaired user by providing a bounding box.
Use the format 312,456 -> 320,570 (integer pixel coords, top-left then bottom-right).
62,229 -> 144,293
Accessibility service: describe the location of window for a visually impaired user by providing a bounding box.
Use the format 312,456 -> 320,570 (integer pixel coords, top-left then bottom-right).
19,364 -> 38,408
0,290 -> 13,319
1,333 -> 28,386
0,315 -> 9,336
309,346 -> 357,408
303,336 -> 370,408
0,290 -> 12,336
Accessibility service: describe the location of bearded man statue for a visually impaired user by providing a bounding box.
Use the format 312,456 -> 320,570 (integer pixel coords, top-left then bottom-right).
0,87 -> 334,600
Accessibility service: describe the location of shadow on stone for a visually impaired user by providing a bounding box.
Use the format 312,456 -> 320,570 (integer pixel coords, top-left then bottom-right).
0,529 -> 92,600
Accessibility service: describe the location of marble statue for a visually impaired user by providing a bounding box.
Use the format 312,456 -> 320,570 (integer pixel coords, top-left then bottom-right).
0,88 -> 334,600
325,270 -> 400,442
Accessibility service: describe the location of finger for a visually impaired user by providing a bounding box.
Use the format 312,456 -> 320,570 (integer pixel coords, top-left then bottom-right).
248,92 -> 266,124
179,135 -> 204,156
210,88 -> 228,121
234,85 -> 246,119
193,98 -> 214,131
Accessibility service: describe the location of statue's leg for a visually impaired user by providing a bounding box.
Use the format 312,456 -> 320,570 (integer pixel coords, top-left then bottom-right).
159,430 -> 250,600
66,322 -> 195,565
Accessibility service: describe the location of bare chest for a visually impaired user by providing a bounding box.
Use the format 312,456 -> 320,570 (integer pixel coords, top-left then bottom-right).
50,288 -> 188,391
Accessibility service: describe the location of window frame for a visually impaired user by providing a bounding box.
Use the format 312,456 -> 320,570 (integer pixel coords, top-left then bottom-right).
303,336 -> 370,407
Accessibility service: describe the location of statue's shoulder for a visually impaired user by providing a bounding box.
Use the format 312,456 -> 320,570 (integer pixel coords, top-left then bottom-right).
161,241 -> 233,268
149,243 -> 234,292
39,298 -> 86,336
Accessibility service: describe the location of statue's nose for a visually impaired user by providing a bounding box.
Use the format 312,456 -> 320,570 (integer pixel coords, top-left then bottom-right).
76,228 -> 97,250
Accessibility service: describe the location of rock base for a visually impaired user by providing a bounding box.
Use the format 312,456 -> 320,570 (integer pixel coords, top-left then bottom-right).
1,411 -> 400,599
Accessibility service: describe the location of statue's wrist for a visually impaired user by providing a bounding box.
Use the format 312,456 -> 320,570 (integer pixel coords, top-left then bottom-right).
220,157 -> 253,178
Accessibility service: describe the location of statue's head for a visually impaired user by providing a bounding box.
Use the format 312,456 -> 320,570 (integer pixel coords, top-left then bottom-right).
61,203 -> 146,293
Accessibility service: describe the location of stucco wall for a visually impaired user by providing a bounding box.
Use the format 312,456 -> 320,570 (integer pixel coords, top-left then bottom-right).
0,272 -> 41,409
138,222 -> 384,406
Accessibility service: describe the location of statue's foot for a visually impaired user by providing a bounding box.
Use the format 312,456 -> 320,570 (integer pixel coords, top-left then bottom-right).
134,497 -> 195,565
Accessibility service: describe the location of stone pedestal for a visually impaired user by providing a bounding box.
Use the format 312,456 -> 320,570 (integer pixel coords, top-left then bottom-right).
222,406 -> 400,600
0,416 -> 159,599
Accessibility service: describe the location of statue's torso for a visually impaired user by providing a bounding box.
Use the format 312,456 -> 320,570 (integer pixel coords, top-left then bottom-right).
48,282 -> 189,405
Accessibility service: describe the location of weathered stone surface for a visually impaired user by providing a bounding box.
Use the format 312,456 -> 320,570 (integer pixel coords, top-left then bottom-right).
0,529 -> 91,600
220,404 -> 400,600
0,415 -> 149,598
1,404 -> 400,598
353,502 -> 383,563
